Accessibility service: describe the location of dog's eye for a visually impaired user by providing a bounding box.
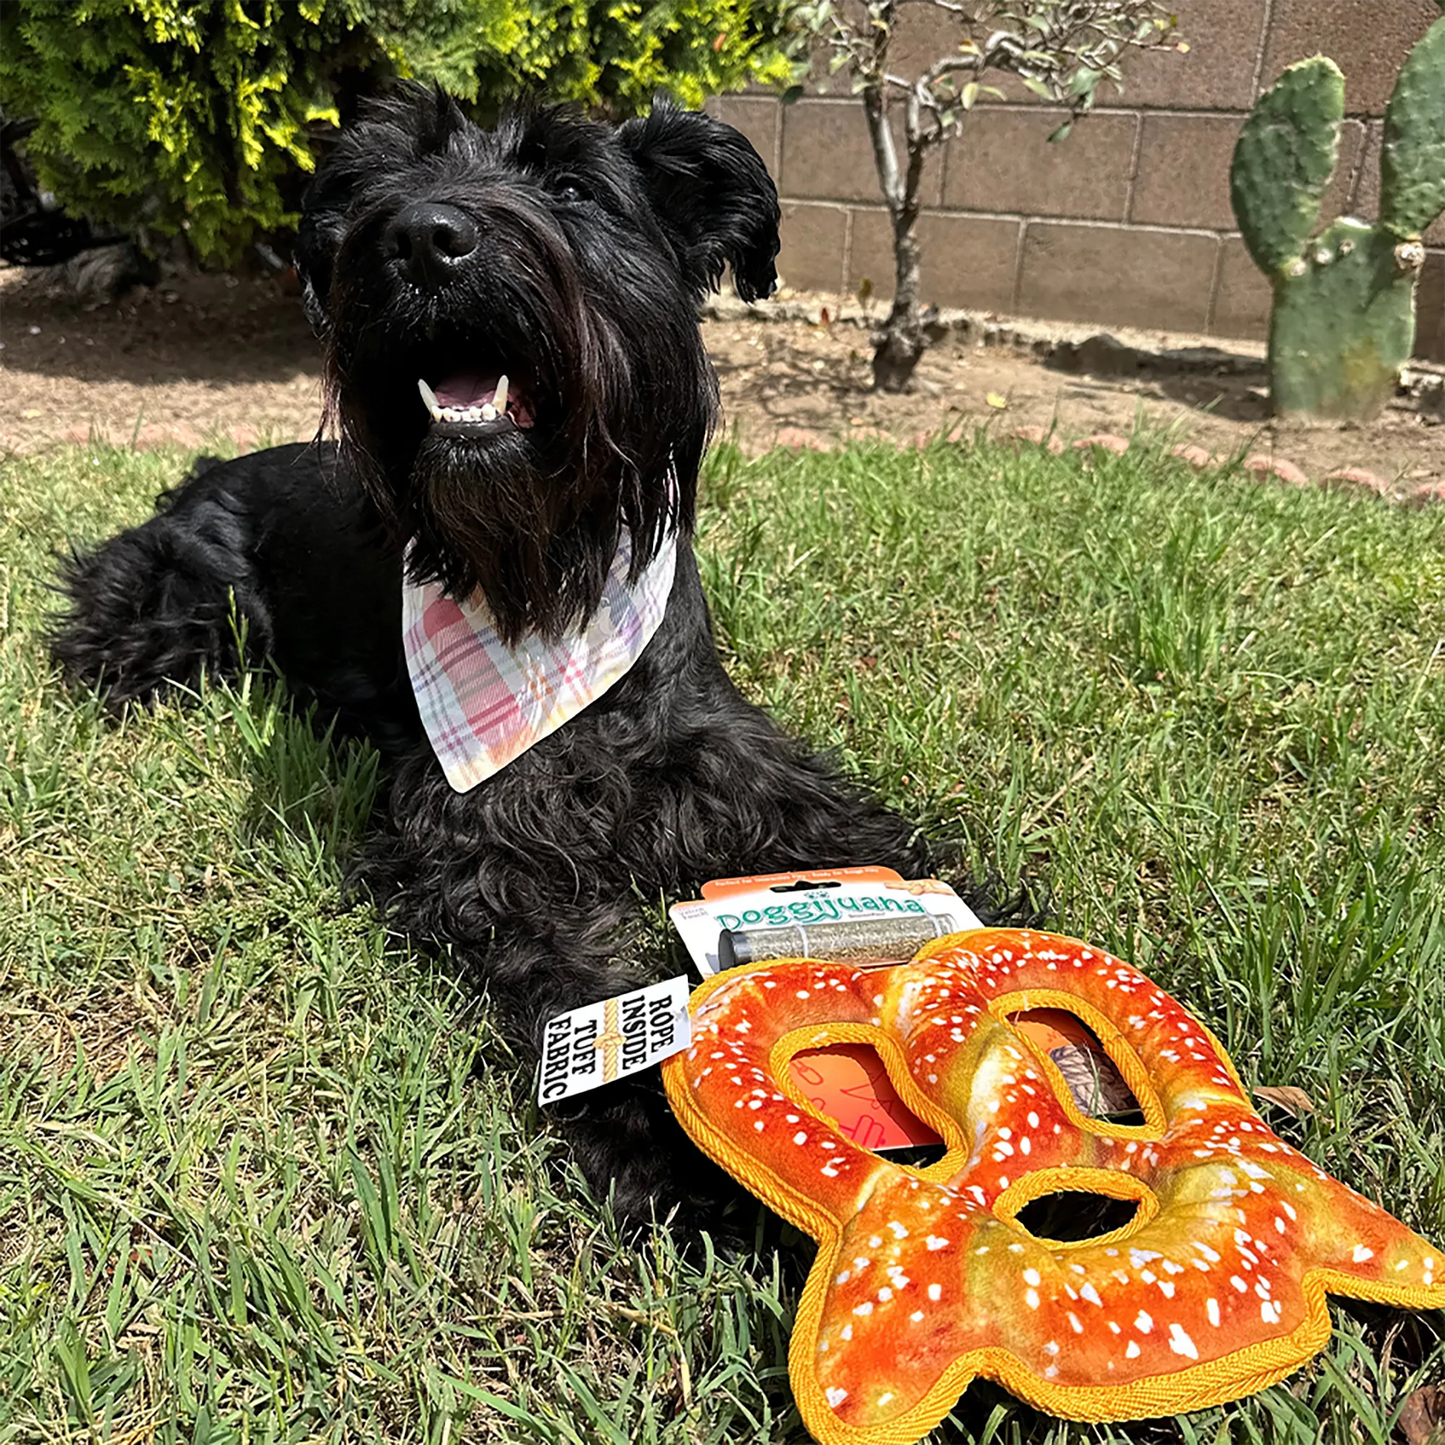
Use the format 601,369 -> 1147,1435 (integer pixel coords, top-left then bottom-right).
556,182 -> 586,204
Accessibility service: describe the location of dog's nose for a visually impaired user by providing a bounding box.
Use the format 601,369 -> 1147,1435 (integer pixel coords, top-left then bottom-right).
383,202 -> 479,287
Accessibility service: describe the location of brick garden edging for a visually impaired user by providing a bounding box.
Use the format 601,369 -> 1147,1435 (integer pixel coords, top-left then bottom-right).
773,422 -> 1444,508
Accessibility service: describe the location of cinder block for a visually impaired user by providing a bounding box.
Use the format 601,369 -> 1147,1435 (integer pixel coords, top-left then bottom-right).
1132,116 -> 1241,230
917,214 -> 1023,311
778,203 -> 847,292
847,208 -> 896,299
780,99 -> 942,206
844,210 -> 1021,313
1211,236 -> 1272,341
942,108 -> 1137,221
1121,0 -> 1268,112
1018,223 -> 1217,333
888,5 -> 969,79
1260,0 -> 1440,114
1416,251 -> 1444,362
799,33 -> 849,97
780,100 -> 878,202
704,95 -> 781,179
1320,120 -> 1365,224
1350,118 -> 1383,217
1132,115 -> 1362,231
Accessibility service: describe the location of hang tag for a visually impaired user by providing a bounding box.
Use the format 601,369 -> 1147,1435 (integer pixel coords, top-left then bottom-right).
537,976 -> 692,1105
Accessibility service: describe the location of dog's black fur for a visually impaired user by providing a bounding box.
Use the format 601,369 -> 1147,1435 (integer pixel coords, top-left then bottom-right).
52,90 -> 1001,1224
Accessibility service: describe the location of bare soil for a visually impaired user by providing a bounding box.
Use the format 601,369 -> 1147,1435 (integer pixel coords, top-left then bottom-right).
3,264 -> 1443,492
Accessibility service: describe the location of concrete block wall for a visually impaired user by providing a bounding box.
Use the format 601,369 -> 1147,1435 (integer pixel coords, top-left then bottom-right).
707,0 -> 1445,361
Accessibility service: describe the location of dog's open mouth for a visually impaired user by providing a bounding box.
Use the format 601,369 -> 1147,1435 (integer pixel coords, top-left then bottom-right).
417,369 -> 536,436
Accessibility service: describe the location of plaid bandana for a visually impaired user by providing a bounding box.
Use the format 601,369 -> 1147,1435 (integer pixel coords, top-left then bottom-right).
403,529 -> 678,793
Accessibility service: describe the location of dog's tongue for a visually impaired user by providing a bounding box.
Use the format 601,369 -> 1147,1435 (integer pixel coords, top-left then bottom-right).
433,370 -> 500,410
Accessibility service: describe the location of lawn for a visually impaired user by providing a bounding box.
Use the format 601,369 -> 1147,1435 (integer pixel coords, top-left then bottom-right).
2,435 -> 1443,1445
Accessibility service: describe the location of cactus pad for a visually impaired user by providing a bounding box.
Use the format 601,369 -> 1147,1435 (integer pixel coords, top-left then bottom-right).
1268,219 -> 1419,421
1231,59 -> 1344,276
1381,16 -> 1445,237
1233,21 -> 1444,423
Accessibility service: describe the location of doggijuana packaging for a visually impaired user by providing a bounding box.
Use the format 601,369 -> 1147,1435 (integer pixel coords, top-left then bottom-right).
660,928 -> 1445,1445
668,867 -> 982,978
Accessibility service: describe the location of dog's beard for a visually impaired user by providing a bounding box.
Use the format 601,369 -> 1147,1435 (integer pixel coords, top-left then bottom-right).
333,361 -> 706,645
405,427 -> 639,642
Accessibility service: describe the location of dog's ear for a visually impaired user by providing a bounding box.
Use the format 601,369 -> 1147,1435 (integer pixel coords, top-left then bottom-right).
618,104 -> 780,303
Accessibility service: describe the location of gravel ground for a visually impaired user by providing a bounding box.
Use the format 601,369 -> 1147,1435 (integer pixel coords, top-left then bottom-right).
3,263 -> 1443,495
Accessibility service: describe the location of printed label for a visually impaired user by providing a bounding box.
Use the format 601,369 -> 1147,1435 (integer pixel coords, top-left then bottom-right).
537,976 -> 692,1105
789,1044 -> 943,1152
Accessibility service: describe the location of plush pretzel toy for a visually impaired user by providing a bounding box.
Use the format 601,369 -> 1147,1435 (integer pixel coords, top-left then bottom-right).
661,929 -> 1445,1445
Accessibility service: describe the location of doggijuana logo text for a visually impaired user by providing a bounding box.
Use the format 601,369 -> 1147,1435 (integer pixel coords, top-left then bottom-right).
716,891 -> 927,931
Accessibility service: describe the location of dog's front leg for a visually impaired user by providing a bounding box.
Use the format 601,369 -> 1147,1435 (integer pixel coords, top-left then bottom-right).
51,457 -> 274,707
549,1065 -> 742,1229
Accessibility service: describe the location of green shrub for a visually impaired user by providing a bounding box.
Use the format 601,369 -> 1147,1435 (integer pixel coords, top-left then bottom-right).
0,0 -> 795,264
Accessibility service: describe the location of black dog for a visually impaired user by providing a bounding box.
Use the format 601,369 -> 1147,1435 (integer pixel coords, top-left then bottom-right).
52,90 -> 997,1223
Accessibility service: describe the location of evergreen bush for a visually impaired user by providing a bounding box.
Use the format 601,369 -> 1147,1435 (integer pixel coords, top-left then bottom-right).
0,0 -> 794,264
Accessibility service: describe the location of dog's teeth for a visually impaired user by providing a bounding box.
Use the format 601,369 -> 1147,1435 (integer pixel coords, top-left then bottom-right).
427,397 -> 506,427
493,374 -> 509,412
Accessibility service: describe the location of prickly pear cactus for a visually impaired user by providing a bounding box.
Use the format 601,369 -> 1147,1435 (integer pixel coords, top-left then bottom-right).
1231,16 -> 1445,422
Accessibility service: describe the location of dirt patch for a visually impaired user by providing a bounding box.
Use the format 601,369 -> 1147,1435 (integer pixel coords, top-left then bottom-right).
0,265 -> 322,451
702,299 -> 1445,493
3,264 -> 1443,493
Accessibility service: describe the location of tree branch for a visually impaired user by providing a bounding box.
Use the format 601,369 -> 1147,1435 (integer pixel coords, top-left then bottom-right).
861,83 -> 904,211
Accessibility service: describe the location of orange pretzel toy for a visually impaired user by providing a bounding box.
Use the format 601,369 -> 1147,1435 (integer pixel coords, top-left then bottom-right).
661,928 -> 1445,1445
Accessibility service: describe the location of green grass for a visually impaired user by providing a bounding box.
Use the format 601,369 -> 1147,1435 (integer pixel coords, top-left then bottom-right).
2,435 -> 1443,1444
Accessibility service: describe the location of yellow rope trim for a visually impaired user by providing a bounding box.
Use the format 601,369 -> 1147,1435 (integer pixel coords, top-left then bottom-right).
788,1264 -> 1445,1445
991,1167 -> 1161,1250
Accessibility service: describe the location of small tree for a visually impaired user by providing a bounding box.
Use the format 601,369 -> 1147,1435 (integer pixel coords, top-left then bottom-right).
794,0 -> 1181,391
